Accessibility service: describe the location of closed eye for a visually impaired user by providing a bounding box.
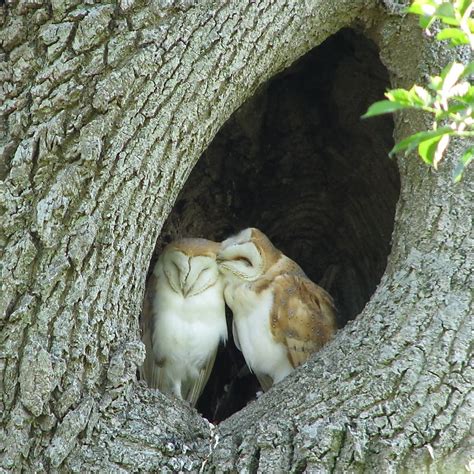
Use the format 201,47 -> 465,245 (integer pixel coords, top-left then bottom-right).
196,267 -> 211,280
234,256 -> 252,266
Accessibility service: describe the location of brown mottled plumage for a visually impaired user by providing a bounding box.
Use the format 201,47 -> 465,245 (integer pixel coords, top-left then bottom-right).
218,228 -> 337,391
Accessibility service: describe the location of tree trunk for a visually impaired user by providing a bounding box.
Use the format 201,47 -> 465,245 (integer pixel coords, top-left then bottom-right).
1,0 -> 471,472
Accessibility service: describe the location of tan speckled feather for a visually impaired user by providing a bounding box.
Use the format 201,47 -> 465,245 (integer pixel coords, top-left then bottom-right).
246,228 -> 336,368
219,227 -> 337,392
269,274 -> 337,368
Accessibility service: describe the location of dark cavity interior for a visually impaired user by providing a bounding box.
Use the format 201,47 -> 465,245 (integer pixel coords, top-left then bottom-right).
146,29 -> 400,421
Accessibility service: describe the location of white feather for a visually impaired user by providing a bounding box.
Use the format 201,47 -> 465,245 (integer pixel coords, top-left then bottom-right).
225,282 -> 292,384
152,269 -> 227,395
142,240 -> 228,405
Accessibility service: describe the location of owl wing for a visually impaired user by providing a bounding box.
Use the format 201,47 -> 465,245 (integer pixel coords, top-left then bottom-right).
232,318 -> 241,351
270,274 -> 337,368
254,372 -> 274,392
140,273 -> 167,389
183,348 -> 218,407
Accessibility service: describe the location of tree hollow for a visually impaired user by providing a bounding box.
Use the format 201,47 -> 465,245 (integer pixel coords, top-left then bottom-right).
151,28 -> 400,421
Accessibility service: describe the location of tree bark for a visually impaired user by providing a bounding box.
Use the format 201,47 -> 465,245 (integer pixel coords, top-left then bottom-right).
0,0 -> 472,472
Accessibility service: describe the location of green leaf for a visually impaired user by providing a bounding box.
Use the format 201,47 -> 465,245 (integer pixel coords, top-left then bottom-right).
436,3 -> 459,25
467,18 -> 474,33
361,100 -> 409,118
449,84 -> 474,106
459,84 -> 474,103
448,81 -> 471,98
406,3 -> 428,16
429,75 -> 443,91
436,2 -> 456,18
461,61 -> 474,78
436,27 -> 469,45
418,135 -> 442,165
445,103 -> 471,114
441,62 -> 466,92
434,133 -> 450,168
419,14 -> 437,29
453,146 -> 474,182
438,17 -> 461,26
390,127 -> 453,156
385,89 -> 412,105
407,0 -> 436,16
413,85 -> 433,105
457,0 -> 473,17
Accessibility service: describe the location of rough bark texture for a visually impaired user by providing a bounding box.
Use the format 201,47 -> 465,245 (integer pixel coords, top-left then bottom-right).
0,0 -> 472,473
160,28 -> 402,421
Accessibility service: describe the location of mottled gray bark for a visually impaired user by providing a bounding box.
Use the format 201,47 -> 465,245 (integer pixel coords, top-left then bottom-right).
0,0 -> 472,473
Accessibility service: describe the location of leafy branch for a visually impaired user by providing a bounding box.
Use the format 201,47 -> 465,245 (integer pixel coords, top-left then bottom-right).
363,0 -> 474,182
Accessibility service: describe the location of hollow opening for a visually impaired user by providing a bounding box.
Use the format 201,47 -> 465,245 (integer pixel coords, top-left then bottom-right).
147,28 -> 400,421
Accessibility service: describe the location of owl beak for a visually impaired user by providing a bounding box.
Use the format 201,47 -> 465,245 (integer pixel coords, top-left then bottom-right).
182,281 -> 192,297
216,250 -> 226,263
216,254 -> 228,273
217,243 -> 234,260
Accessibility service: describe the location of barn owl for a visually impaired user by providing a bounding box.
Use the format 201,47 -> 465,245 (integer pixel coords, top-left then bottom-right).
217,228 -> 337,391
140,238 -> 227,406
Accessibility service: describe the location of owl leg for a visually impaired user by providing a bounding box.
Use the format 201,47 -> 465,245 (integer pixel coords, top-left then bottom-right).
171,379 -> 183,400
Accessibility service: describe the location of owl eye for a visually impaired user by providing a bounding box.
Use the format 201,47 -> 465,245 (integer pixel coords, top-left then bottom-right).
235,256 -> 252,266
193,266 -> 214,282
172,261 -> 181,274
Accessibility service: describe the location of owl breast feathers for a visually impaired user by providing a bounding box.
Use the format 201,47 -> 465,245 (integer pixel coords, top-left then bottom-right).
140,238 -> 227,406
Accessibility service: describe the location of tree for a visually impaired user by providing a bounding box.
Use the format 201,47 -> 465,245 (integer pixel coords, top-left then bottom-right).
0,0 -> 472,472
363,0 -> 474,181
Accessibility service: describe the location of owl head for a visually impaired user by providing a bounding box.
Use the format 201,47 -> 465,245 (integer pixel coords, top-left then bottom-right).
157,238 -> 221,297
217,228 -> 281,281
